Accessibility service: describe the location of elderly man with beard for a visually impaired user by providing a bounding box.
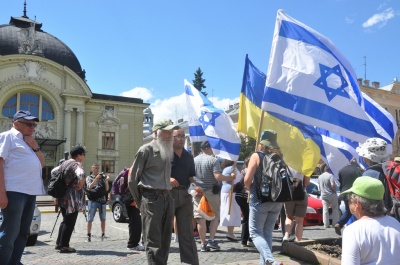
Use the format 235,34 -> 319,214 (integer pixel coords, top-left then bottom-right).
129,119 -> 178,265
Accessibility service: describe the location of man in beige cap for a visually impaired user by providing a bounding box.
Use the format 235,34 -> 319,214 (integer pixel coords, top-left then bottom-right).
128,119 -> 177,265
342,176 -> 400,264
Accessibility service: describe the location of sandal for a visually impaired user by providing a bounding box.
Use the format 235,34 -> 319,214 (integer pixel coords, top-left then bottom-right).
59,247 -> 76,253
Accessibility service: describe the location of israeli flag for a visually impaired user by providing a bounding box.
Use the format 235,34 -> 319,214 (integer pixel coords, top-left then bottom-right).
262,10 -> 382,143
184,79 -> 241,161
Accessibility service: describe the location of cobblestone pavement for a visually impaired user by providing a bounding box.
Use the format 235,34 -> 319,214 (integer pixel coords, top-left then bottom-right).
21,205 -> 340,265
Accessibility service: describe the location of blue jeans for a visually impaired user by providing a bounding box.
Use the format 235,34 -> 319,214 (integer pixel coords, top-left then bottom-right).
0,191 -> 36,265
87,201 -> 106,222
249,202 -> 282,265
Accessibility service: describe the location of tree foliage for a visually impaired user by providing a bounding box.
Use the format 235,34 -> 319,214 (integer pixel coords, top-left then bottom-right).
192,67 -> 207,97
239,135 -> 256,161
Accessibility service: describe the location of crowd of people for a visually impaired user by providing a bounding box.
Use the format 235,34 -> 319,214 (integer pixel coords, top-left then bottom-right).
1,110 -> 400,265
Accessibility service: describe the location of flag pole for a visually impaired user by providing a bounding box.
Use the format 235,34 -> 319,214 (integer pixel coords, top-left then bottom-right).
255,110 -> 265,151
228,161 -> 237,215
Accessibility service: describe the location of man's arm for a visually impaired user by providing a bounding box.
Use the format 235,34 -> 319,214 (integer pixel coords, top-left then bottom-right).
129,150 -> 145,207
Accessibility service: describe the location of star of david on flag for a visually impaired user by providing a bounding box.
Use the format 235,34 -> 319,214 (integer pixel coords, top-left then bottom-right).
184,79 -> 241,161
314,64 -> 349,101
261,9 -> 382,143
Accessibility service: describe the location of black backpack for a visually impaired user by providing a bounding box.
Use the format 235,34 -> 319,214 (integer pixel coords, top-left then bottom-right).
261,152 -> 294,202
84,177 -> 107,201
48,160 -> 77,198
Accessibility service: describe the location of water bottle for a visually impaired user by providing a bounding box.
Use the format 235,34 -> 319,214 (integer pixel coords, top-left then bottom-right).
261,177 -> 269,196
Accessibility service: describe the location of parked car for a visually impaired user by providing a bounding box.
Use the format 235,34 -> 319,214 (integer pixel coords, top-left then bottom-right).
108,192 -> 129,222
307,178 -> 345,221
0,205 -> 41,246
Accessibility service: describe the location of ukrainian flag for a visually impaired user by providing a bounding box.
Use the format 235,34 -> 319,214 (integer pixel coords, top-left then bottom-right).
238,55 -> 321,176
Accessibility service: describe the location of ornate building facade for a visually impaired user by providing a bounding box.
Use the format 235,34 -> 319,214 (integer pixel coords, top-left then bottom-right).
0,8 -> 148,188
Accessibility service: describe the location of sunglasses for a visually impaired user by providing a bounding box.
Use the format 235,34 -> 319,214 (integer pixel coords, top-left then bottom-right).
18,121 -> 37,128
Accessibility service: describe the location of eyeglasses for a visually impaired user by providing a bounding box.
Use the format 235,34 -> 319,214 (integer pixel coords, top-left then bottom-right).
18,121 -> 37,128
173,135 -> 185,139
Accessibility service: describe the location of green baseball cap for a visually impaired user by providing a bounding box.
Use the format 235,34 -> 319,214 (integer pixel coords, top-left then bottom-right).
260,130 -> 279,148
341,176 -> 384,200
152,119 -> 177,131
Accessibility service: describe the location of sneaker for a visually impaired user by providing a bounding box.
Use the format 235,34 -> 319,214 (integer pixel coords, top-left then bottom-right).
194,231 -> 200,240
206,239 -> 220,250
127,245 -> 145,251
334,223 -> 342,236
282,236 -> 289,243
200,244 -> 207,252
55,245 -> 62,250
101,234 -> 106,241
174,235 -> 179,243
86,236 -> 91,242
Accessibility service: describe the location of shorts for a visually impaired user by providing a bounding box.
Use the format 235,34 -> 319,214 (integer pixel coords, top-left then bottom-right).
284,192 -> 308,218
87,200 -> 107,222
193,189 -> 220,220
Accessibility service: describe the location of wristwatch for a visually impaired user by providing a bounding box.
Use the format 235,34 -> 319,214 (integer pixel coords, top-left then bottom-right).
32,147 -> 41,152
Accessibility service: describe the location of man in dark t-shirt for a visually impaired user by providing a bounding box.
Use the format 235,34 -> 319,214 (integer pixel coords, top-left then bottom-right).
335,159 -> 362,234
170,127 -> 199,265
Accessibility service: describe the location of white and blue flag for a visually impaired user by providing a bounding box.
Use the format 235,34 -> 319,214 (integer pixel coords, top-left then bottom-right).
262,9 -> 384,143
184,79 -> 241,161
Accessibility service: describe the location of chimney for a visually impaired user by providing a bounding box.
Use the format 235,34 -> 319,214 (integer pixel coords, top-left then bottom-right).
372,81 -> 380,88
229,105 -> 233,110
363,79 -> 370,87
357,78 -> 363,87
234,103 -> 239,109
178,118 -> 183,123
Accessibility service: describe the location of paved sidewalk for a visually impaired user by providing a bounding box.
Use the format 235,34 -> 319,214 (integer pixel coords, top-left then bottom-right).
26,200 -> 339,265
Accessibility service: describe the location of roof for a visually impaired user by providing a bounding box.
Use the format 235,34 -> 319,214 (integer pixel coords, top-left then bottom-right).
0,16 -> 85,79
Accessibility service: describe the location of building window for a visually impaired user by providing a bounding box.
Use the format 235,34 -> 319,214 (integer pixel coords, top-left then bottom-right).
102,132 -> 115,150
2,93 -> 54,121
102,160 -> 115,173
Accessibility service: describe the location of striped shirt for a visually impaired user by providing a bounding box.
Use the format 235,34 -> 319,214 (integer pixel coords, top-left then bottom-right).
194,154 -> 222,191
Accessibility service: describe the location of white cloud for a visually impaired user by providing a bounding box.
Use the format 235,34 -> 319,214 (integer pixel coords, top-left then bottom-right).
149,94 -> 240,123
362,7 -> 395,28
120,87 -> 153,101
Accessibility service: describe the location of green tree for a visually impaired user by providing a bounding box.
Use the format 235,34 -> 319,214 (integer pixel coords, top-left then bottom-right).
192,67 -> 207,97
239,135 -> 256,161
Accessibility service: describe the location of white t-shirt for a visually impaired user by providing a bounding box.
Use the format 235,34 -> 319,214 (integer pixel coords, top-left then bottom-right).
342,215 -> 400,265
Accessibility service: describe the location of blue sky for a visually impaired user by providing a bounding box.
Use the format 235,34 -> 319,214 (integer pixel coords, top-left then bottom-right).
1,1 -> 399,123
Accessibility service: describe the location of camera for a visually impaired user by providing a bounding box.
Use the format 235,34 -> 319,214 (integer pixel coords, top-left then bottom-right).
100,172 -> 106,179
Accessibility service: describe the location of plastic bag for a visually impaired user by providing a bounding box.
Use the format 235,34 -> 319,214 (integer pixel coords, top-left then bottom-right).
197,196 -> 215,221
188,183 -> 203,197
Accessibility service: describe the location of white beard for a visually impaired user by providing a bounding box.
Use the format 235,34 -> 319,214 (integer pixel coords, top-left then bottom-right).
156,137 -> 174,161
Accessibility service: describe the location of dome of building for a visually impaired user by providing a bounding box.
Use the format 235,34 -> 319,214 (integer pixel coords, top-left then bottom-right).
143,107 -> 153,114
0,13 -> 85,80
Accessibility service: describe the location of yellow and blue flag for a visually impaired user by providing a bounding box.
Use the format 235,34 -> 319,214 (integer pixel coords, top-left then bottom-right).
238,55 -> 321,176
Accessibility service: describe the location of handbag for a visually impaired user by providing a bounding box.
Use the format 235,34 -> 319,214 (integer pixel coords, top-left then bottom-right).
292,178 -> 305,201
121,188 -> 134,205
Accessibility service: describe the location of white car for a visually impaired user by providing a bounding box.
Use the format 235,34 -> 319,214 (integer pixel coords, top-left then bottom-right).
0,205 -> 41,246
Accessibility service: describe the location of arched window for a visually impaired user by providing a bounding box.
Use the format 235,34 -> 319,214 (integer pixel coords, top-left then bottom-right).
2,93 -> 54,121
